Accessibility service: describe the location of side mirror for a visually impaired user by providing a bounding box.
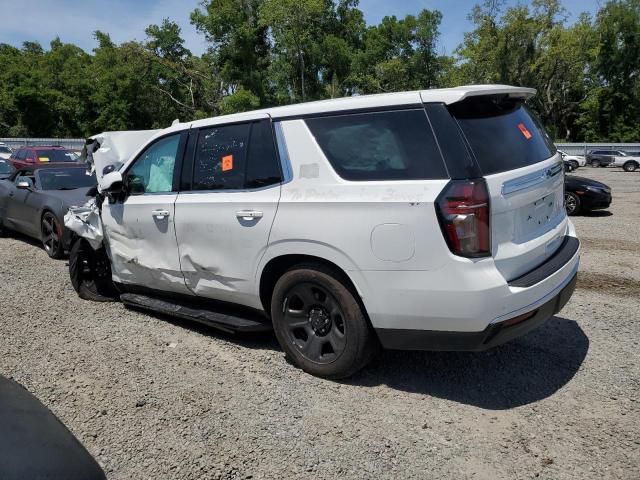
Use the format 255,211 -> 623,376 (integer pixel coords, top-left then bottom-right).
16,181 -> 32,190
100,171 -> 124,194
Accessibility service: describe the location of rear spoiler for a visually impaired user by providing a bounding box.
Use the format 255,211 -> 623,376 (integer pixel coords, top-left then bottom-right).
421,85 -> 537,105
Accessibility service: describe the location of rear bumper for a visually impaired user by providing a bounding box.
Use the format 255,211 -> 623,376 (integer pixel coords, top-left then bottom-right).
376,272 -> 577,351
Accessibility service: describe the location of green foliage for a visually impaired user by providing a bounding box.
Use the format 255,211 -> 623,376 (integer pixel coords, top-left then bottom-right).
0,0 -> 638,142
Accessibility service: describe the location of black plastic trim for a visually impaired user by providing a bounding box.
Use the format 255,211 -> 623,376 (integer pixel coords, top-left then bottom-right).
269,103 -> 424,121
376,272 -> 577,351
508,236 -> 580,288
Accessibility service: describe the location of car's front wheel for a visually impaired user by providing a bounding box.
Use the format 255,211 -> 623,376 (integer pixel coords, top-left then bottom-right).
41,212 -> 65,259
69,238 -> 118,302
623,161 -> 638,172
271,264 -> 378,379
569,160 -> 579,170
565,192 -> 581,216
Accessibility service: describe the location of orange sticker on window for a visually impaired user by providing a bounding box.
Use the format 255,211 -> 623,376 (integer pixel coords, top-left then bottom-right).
518,123 -> 533,140
222,154 -> 233,172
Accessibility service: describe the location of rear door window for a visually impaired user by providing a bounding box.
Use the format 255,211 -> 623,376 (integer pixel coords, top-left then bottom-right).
305,110 -> 447,181
448,97 -> 556,175
191,120 -> 281,191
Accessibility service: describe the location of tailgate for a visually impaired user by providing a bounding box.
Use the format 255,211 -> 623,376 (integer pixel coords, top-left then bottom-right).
448,95 -> 568,281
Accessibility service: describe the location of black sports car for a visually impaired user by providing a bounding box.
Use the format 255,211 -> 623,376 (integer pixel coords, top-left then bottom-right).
565,174 -> 612,216
0,164 -> 96,258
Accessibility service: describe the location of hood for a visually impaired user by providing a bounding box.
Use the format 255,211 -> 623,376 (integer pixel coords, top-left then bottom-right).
0,154 -> 11,160
565,175 -> 609,189
42,187 -> 93,208
82,130 -> 160,192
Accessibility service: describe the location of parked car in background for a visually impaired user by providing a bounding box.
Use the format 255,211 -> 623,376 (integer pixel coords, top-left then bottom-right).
0,143 -> 13,160
563,159 -> 576,172
564,174 -> 612,216
558,150 -> 586,169
67,85 -> 580,379
8,145 -> 79,170
586,149 -> 640,171
0,159 -> 14,180
0,164 -> 96,258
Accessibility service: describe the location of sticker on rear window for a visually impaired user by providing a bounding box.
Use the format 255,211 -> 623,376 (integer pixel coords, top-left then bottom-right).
517,123 -> 533,140
39,157 -> 50,162
222,154 -> 233,172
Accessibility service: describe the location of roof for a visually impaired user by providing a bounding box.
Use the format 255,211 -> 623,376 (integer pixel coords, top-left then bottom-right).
188,84 -> 536,129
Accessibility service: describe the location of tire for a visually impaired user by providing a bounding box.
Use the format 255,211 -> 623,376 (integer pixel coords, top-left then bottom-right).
565,192 -> 581,216
41,211 -> 65,259
270,264 -> 378,379
569,160 -> 579,170
69,238 -> 118,302
591,159 -> 601,168
623,161 -> 638,172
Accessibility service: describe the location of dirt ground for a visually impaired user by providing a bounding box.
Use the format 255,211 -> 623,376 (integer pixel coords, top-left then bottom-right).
0,167 -> 638,479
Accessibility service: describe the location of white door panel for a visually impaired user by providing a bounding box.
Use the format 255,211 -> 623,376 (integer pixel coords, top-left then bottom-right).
102,194 -> 191,295
174,186 -> 280,306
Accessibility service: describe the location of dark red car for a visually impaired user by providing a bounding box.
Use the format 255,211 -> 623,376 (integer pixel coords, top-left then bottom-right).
9,145 -> 79,170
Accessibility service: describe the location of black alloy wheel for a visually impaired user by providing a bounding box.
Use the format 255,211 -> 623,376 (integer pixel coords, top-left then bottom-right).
565,192 -> 581,216
271,264 -> 378,379
42,212 -> 64,259
281,282 -> 347,365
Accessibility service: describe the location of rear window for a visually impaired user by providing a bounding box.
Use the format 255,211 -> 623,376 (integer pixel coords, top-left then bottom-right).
37,168 -> 96,190
305,110 -> 447,181
35,149 -> 77,163
449,97 -> 556,175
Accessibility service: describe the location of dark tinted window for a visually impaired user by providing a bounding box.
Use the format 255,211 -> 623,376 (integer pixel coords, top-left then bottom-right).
193,124 -> 250,191
37,168 -> 96,190
449,97 -> 556,175
0,146 -> 11,154
16,149 -> 26,160
246,121 -> 281,189
305,110 -> 447,181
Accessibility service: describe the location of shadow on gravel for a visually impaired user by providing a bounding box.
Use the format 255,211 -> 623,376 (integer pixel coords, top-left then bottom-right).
581,210 -> 612,217
348,316 -> 589,410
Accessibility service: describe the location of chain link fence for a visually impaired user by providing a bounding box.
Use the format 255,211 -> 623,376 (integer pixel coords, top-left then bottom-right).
0,138 -> 85,150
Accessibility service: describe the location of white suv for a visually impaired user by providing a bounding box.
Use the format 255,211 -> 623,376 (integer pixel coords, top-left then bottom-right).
66,85 -> 580,379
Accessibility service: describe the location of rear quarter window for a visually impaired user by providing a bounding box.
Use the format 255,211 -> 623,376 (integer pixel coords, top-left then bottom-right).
305,110 -> 448,181
448,97 -> 556,175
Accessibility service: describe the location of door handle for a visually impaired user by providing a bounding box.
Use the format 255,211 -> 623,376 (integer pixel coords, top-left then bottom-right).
152,209 -> 170,219
236,210 -> 263,220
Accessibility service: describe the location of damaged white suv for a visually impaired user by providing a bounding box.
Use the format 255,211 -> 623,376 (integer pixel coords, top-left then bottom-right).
66,85 -> 580,379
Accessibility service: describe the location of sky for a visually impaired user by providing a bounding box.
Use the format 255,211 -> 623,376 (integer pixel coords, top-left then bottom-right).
0,0 -> 600,56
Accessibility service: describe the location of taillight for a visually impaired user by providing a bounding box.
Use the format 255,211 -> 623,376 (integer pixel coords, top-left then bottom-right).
436,178 -> 491,258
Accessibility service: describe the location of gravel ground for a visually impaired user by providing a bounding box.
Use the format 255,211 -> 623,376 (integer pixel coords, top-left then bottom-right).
0,167 -> 638,480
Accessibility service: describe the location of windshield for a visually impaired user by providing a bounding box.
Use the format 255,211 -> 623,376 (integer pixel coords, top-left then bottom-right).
37,168 -> 96,190
35,149 -> 78,163
449,97 -> 557,175
0,159 -> 13,174
0,146 -> 12,154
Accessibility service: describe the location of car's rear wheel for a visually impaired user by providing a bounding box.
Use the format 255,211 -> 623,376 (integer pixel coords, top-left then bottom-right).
41,212 -> 65,259
623,161 -> 638,172
565,192 -> 581,216
69,238 -> 118,302
271,264 -> 378,379
591,159 -> 601,168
